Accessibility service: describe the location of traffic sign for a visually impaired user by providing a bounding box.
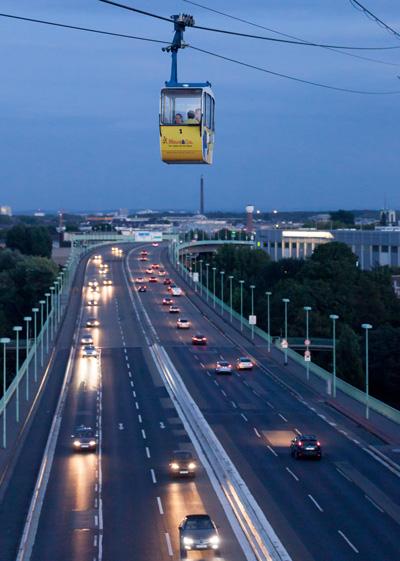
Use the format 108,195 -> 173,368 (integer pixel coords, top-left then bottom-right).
304,339 -> 311,346
304,350 -> 311,362
249,315 -> 257,325
193,272 -> 199,282
281,339 -> 288,349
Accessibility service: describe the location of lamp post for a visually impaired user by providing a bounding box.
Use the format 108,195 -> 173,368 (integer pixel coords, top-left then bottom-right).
24,316 -> 32,401
282,298 -> 290,365
1,337 -> 11,448
193,257 -> 198,292
250,285 -> 255,340
362,323 -> 372,419
329,314 -> 339,397
13,326 -> 22,422
50,286 -> 55,340
265,291 -> 272,352
45,293 -> 50,353
32,308 -> 39,383
228,276 -> 234,323
220,271 -> 225,314
205,263 -> 210,302
212,267 -> 216,309
39,300 -> 45,367
54,281 -> 59,327
199,259 -> 203,297
239,280 -> 244,331
304,306 -> 312,380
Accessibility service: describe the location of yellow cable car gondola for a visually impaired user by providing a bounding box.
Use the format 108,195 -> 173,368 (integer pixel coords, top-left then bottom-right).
159,15 -> 215,165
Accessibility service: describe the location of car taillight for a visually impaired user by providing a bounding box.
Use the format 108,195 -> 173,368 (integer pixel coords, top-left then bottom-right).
317,441 -> 321,446
297,441 -> 303,446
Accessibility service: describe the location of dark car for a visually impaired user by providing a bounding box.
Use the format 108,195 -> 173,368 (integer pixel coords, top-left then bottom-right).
192,334 -> 207,346
164,278 -> 172,285
179,514 -> 220,558
169,450 -> 197,477
290,434 -> 321,459
71,426 -> 98,451
138,285 -> 147,292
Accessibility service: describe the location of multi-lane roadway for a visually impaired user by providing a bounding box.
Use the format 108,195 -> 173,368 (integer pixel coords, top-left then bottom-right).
2,242 -> 400,561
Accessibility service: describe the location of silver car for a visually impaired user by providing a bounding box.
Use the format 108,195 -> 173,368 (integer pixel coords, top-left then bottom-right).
215,361 -> 232,375
179,514 -> 220,558
82,345 -> 98,358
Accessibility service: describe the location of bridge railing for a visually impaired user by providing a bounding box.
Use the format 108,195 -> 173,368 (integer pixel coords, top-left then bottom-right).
169,244 -> 400,426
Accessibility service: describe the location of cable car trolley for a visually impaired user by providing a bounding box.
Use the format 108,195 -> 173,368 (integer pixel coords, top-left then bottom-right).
160,14 -> 215,165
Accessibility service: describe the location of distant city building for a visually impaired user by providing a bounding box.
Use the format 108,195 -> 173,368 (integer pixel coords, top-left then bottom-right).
392,275 -> 400,298
256,227 -> 400,270
310,213 -> 331,223
118,208 -> 129,218
0,205 -> 12,216
137,209 -> 157,215
379,209 -> 397,226
245,205 -> 254,233
34,210 -> 45,217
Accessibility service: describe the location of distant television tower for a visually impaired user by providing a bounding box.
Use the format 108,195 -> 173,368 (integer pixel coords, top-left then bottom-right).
200,175 -> 205,215
245,205 -> 254,233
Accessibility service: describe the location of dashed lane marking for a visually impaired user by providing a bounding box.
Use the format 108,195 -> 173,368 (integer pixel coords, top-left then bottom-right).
157,497 -> 164,515
338,530 -> 359,554
285,467 -> 299,482
267,445 -> 278,457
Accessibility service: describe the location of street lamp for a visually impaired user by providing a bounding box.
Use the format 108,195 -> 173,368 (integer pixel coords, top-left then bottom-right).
265,291 -> 272,352
32,308 -> 39,383
45,293 -> 50,353
205,263 -> 210,302
304,306 -> 312,380
13,326 -> 22,422
228,276 -> 234,323
193,257 -> 198,292
212,267 -> 216,309
24,316 -> 32,401
250,285 -> 255,340
1,337 -> 11,448
282,298 -> 290,365
329,314 -> 339,397
199,259 -> 203,297
362,323 -> 372,419
50,286 -> 55,341
39,300 -> 45,367
239,280 -> 244,331
220,271 -> 225,314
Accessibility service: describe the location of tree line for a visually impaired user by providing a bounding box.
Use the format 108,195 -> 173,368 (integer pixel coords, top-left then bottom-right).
190,242 -> 400,408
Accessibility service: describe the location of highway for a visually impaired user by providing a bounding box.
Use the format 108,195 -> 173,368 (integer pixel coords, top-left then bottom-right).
3,241 -> 399,561
126,243 -> 400,561
28,247 -> 247,561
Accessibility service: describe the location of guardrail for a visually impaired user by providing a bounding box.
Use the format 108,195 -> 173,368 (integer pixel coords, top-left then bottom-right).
151,344 -> 292,561
169,246 -> 400,426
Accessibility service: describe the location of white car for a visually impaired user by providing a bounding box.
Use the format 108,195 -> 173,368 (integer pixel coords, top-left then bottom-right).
135,277 -> 145,283
80,334 -> 93,345
87,300 -> 98,307
177,318 -> 190,329
103,279 -> 112,286
215,361 -> 233,374
169,305 -> 180,314
86,318 -> 100,328
88,279 -> 99,288
82,345 -> 98,358
171,287 -> 183,297
236,357 -> 254,370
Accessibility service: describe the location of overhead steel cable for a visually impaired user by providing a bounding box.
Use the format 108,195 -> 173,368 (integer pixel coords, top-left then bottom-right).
189,44 -> 400,95
0,12 -> 169,45
183,0 -> 400,67
99,0 -> 400,51
2,10 -> 399,94
349,0 -> 400,41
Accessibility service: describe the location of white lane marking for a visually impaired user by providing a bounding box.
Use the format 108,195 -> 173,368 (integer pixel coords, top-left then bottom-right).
266,401 -> 274,409
351,439 -> 360,445
317,413 -> 326,420
308,494 -> 323,512
126,362 -> 130,370
294,428 -> 302,435
95,483 -> 98,492
94,515 -> 99,527
150,469 -> 157,484
133,390 -> 136,397
240,413 -> 248,422
336,467 -> 352,482
135,401 -> 140,410
118,423 -> 124,430
160,421 -> 165,429
339,429 -> 348,436
285,467 -> 299,481
213,380 -> 219,386
141,429 -> 147,439
130,381 -> 134,387
231,401 -> 237,409
165,533 -> 173,557
338,530 -> 359,553
206,371 -> 211,377
145,447 -> 151,458
267,445 -> 278,457
124,348 -> 128,355
157,497 -> 164,515
94,535 -> 98,547
128,371 -> 132,378
94,497 -> 98,508
362,447 -> 400,479
278,413 -> 288,422
254,428 -> 261,438
199,362 -> 205,368
221,390 -> 227,397
138,414 -> 142,424
364,494 -> 384,513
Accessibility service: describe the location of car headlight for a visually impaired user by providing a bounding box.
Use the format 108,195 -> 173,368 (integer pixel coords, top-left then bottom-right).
183,537 -> 193,545
188,462 -> 196,470
209,536 -> 220,545
170,463 -> 179,470
89,440 -> 96,446
73,440 -> 81,447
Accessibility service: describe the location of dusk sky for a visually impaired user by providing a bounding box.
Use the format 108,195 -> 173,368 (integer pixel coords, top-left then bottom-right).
1,1 -> 399,212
